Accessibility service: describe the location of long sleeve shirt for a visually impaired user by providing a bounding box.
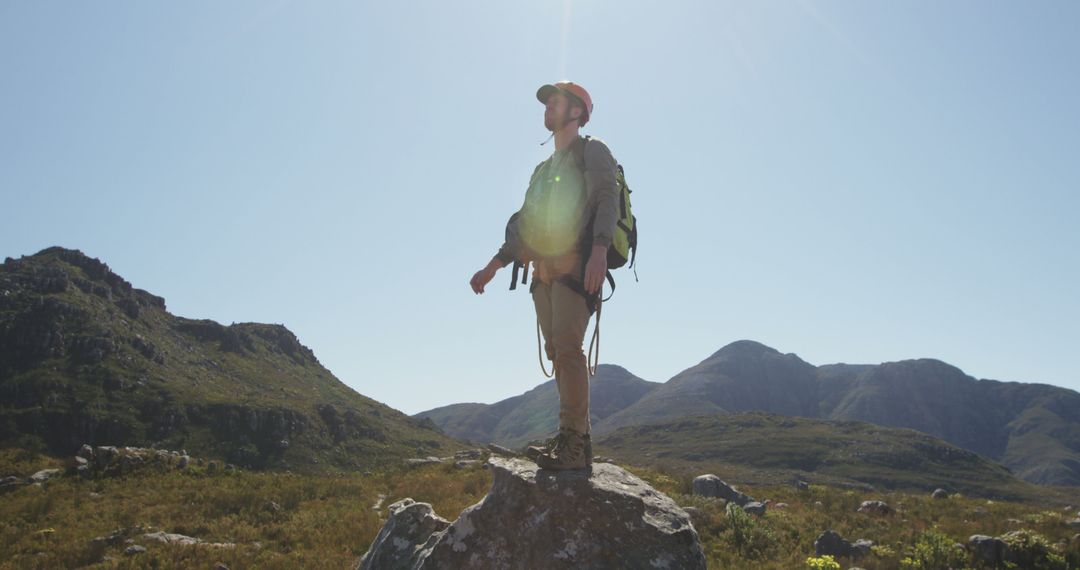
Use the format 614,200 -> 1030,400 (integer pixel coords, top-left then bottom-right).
494,136 -> 619,268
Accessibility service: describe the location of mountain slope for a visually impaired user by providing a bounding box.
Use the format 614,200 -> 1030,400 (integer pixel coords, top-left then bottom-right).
420,338 -> 1080,486
596,340 -> 820,434
0,247 -> 462,471
415,364 -> 658,448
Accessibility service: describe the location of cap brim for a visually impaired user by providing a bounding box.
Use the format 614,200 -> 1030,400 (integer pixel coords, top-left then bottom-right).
536,84 -> 560,104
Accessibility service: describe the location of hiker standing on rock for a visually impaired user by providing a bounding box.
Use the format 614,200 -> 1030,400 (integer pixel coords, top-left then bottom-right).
469,82 -> 620,470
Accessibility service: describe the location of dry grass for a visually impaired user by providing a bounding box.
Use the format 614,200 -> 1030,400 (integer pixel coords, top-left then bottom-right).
1,452 -> 1078,569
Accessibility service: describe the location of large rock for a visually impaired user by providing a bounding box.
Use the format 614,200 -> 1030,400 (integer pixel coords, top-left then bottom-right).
691,474 -> 754,506
968,534 -> 1006,566
814,529 -> 854,557
358,457 -> 706,569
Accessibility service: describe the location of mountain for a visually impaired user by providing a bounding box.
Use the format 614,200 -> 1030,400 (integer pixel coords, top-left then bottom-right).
418,339 -> 1080,486
594,412 -> 1068,502
414,364 -> 659,448
0,247 -> 463,471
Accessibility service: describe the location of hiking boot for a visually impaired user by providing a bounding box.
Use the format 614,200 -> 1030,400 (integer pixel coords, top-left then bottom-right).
525,432 -> 565,461
526,431 -> 592,466
535,429 -> 591,471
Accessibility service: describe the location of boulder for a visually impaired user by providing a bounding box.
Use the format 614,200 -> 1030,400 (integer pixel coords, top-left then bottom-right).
968,534 -> 1006,566
691,474 -> 754,506
814,529 -> 853,558
358,457 -> 706,569
931,488 -> 949,499
358,499 -> 452,570
1065,518 -> 1080,528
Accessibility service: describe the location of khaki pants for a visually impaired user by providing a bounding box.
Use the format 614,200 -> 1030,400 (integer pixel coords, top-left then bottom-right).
530,250 -> 594,435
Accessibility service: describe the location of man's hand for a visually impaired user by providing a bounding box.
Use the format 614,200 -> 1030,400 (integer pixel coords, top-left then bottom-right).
584,244 -> 608,295
470,259 -> 501,294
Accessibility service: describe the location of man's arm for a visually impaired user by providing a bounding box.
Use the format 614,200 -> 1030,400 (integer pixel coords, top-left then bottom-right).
583,138 -> 619,249
582,138 -> 619,294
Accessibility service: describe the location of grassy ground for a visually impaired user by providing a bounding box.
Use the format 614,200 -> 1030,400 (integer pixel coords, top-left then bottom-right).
1,448 -> 1078,569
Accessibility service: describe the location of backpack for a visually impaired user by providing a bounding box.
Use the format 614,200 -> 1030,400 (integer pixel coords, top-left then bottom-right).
576,135 -> 638,299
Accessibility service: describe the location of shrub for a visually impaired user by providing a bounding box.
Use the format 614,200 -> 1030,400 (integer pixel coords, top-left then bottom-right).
725,501 -> 776,559
805,554 -> 841,570
900,529 -> 967,570
1000,529 -> 1067,570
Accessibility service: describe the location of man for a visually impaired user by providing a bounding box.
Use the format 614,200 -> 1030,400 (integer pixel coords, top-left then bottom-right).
469,81 -> 619,470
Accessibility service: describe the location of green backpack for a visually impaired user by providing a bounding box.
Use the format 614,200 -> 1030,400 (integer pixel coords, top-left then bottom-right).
577,135 -> 638,301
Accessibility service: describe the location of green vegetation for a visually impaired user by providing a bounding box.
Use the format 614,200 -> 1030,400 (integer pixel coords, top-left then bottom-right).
4,450 -> 1078,569
0,248 -> 464,472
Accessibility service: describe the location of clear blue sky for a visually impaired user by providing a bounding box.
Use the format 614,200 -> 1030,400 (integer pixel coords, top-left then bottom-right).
3,2 -> 1077,415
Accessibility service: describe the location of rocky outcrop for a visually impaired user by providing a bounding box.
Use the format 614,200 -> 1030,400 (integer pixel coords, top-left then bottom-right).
358,457 -> 706,569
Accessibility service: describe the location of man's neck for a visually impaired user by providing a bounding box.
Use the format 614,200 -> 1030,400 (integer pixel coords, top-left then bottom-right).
553,126 -> 580,151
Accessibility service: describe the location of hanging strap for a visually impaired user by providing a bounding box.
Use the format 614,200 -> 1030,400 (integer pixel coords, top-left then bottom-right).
587,289 -> 602,376
509,260 -> 529,290
537,314 -> 554,378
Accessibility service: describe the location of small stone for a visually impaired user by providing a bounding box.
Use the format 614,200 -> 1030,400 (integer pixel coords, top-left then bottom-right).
265,501 -> 282,513
931,488 -> 949,499
743,501 -> 767,516
177,456 -> 189,469
30,469 -> 62,483
405,457 -> 443,467
77,444 -> 95,460
454,460 -> 481,469
852,538 -> 874,558
453,449 -> 484,460
857,500 -> 891,515
773,502 -> 789,509
1065,518 -> 1080,528
486,443 -> 519,457
123,545 -> 146,556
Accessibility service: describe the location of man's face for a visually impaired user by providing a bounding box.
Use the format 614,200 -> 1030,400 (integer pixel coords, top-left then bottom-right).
543,91 -> 580,131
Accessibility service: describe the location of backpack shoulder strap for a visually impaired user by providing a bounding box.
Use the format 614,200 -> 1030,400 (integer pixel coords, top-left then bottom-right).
572,135 -> 591,172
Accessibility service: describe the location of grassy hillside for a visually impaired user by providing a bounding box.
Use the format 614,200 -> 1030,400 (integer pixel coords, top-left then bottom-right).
1,447 -> 1077,569
0,247 -> 463,472
595,412 -> 1080,504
